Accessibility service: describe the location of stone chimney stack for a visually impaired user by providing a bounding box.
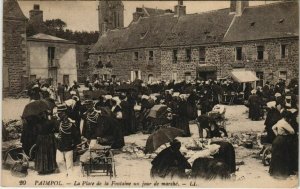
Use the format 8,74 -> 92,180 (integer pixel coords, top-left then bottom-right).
230,0 -> 249,16
174,0 -> 186,17
29,4 -> 43,23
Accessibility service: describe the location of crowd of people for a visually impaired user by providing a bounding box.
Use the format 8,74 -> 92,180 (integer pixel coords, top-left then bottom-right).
20,77 -> 298,179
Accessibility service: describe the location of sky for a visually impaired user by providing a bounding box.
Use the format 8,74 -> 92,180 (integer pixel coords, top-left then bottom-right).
18,1 -> 277,32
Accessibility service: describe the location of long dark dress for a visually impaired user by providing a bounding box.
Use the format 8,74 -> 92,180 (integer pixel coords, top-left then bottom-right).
211,141 -> 236,174
248,94 -> 261,120
172,100 -> 191,137
151,147 -> 191,178
120,100 -> 132,136
264,108 -> 282,143
21,116 -> 39,156
35,119 -> 57,174
269,135 -> 296,178
91,115 -> 125,149
191,158 -> 230,180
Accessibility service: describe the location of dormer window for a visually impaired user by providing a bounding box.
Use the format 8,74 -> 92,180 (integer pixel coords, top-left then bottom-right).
204,30 -> 210,35
140,32 -> 147,39
279,18 -> 285,23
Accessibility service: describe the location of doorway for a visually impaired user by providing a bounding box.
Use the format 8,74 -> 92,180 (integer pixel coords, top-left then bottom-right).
198,71 -> 216,80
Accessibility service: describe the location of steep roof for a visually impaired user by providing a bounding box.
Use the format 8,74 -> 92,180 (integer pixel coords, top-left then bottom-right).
3,0 -> 27,21
161,8 -> 234,47
90,28 -> 129,53
91,1 -> 298,53
27,33 -> 76,43
223,2 -> 299,42
121,14 -> 177,49
143,7 -> 169,16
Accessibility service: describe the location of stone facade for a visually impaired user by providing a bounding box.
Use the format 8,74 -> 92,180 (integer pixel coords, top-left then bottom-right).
3,0 -> 28,97
90,1 -> 298,85
160,37 -> 299,84
27,37 -> 77,86
89,48 -> 162,82
76,45 -> 92,83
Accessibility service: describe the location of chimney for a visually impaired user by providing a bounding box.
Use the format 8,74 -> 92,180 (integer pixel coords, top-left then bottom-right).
29,4 -> 43,23
101,21 -> 107,35
174,0 -> 186,17
230,0 -> 249,16
133,7 -> 144,22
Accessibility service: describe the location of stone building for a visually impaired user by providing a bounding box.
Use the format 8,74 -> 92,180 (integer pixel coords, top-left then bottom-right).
27,33 -> 77,86
3,0 -> 28,97
96,1 -> 298,85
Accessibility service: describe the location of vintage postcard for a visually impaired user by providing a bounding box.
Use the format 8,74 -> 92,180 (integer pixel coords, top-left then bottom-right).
1,0 -> 299,187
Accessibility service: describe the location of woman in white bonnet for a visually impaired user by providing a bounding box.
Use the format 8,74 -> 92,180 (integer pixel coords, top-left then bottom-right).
269,110 -> 297,178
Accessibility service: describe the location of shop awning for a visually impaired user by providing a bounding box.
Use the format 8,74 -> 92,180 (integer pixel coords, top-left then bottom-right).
230,70 -> 259,83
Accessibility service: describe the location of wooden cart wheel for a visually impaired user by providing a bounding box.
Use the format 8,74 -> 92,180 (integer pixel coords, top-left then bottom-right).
262,146 -> 272,166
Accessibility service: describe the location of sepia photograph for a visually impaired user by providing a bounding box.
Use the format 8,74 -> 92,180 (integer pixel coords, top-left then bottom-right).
1,0 -> 299,187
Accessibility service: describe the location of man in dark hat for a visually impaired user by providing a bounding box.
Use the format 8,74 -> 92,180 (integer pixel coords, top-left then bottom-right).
55,104 -> 81,177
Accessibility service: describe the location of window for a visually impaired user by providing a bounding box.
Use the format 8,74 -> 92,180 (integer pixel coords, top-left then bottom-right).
256,72 -> 264,87
134,52 -> 139,61
173,49 -> 178,63
199,47 -> 206,62
257,46 -> 264,60
236,47 -> 242,61
279,71 -> 287,80
185,72 -> 192,81
149,51 -> 154,61
148,74 -> 154,83
96,56 -> 103,68
281,44 -> 286,59
48,47 -> 55,66
63,75 -> 69,86
30,75 -> 36,82
186,49 -> 191,62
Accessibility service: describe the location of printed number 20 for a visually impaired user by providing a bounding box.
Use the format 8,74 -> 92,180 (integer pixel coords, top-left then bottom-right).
19,180 -> 26,185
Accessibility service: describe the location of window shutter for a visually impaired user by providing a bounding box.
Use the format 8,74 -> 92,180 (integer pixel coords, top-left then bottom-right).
130,71 -> 134,81
264,50 -> 269,60
275,46 -> 281,60
251,52 -> 257,61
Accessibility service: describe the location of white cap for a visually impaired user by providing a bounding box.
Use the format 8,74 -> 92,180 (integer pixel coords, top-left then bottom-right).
251,89 -> 257,94
141,95 -> 149,100
275,93 -> 281,97
104,95 -> 112,100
